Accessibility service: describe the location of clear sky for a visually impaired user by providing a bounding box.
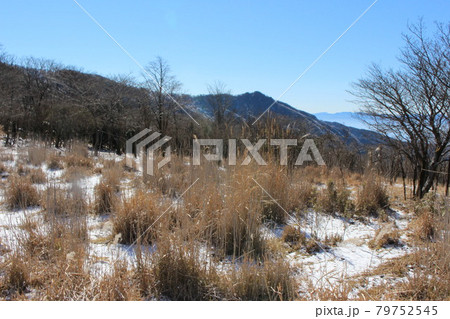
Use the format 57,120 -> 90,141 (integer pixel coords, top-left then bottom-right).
1,0 -> 449,113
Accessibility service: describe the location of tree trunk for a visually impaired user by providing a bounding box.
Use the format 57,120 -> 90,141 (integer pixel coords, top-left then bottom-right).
446,160 -> 449,196
400,159 -> 407,201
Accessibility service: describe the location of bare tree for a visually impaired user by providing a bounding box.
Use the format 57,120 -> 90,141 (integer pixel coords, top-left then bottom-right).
351,21 -> 450,198
207,81 -> 234,133
143,57 -> 181,135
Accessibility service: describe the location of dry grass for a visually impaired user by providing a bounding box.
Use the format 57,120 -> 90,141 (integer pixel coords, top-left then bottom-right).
1,253 -> 29,295
282,225 -> 307,250
355,177 -> 389,216
27,145 -> 47,166
42,185 -> 87,217
47,153 -> 63,170
316,181 -> 353,216
409,211 -> 436,242
112,191 -> 167,245
5,176 -> 40,209
368,223 -> 400,249
29,168 -> 46,184
0,153 -> 14,162
0,162 -> 7,175
226,257 -> 297,300
210,173 -> 266,259
93,180 -> 117,215
151,239 -> 218,300
1,144 -> 448,301
65,154 -> 93,169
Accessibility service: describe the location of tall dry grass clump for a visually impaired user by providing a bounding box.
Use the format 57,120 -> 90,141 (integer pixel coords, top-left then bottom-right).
6,176 -> 39,209
209,172 -> 266,259
226,257 -> 297,300
0,162 -> 7,175
29,168 -> 46,184
1,210 -> 90,300
92,164 -> 124,215
95,262 -> 140,300
258,166 -> 290,224
355,177 -> 389,216
64,143 -> 93,169
27,145 -> 47,166
316,181 -> 353,216
93,180 -> 116,215
46,153 -> 63,170
2,253 -> 30,295
42,185 -> 87,217
113,191 -> 167,245
151,239 -> 218,300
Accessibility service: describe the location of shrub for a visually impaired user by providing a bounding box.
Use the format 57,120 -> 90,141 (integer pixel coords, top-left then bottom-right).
6,176 -> 39,209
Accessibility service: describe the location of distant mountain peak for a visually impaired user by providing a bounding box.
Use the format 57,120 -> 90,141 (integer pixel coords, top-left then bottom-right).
191,92 -> 381,146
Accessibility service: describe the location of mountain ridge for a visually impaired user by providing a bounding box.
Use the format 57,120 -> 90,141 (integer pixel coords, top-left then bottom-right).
191,91 -> 382,146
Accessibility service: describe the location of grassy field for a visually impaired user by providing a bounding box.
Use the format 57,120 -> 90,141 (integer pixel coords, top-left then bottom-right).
0,140 -> 448,300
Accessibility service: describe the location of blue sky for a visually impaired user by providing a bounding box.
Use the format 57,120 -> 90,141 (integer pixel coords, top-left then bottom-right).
1,0 -> 449,113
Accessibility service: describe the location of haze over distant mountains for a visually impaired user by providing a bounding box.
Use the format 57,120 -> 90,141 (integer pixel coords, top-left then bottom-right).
313,112 -> 371,131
